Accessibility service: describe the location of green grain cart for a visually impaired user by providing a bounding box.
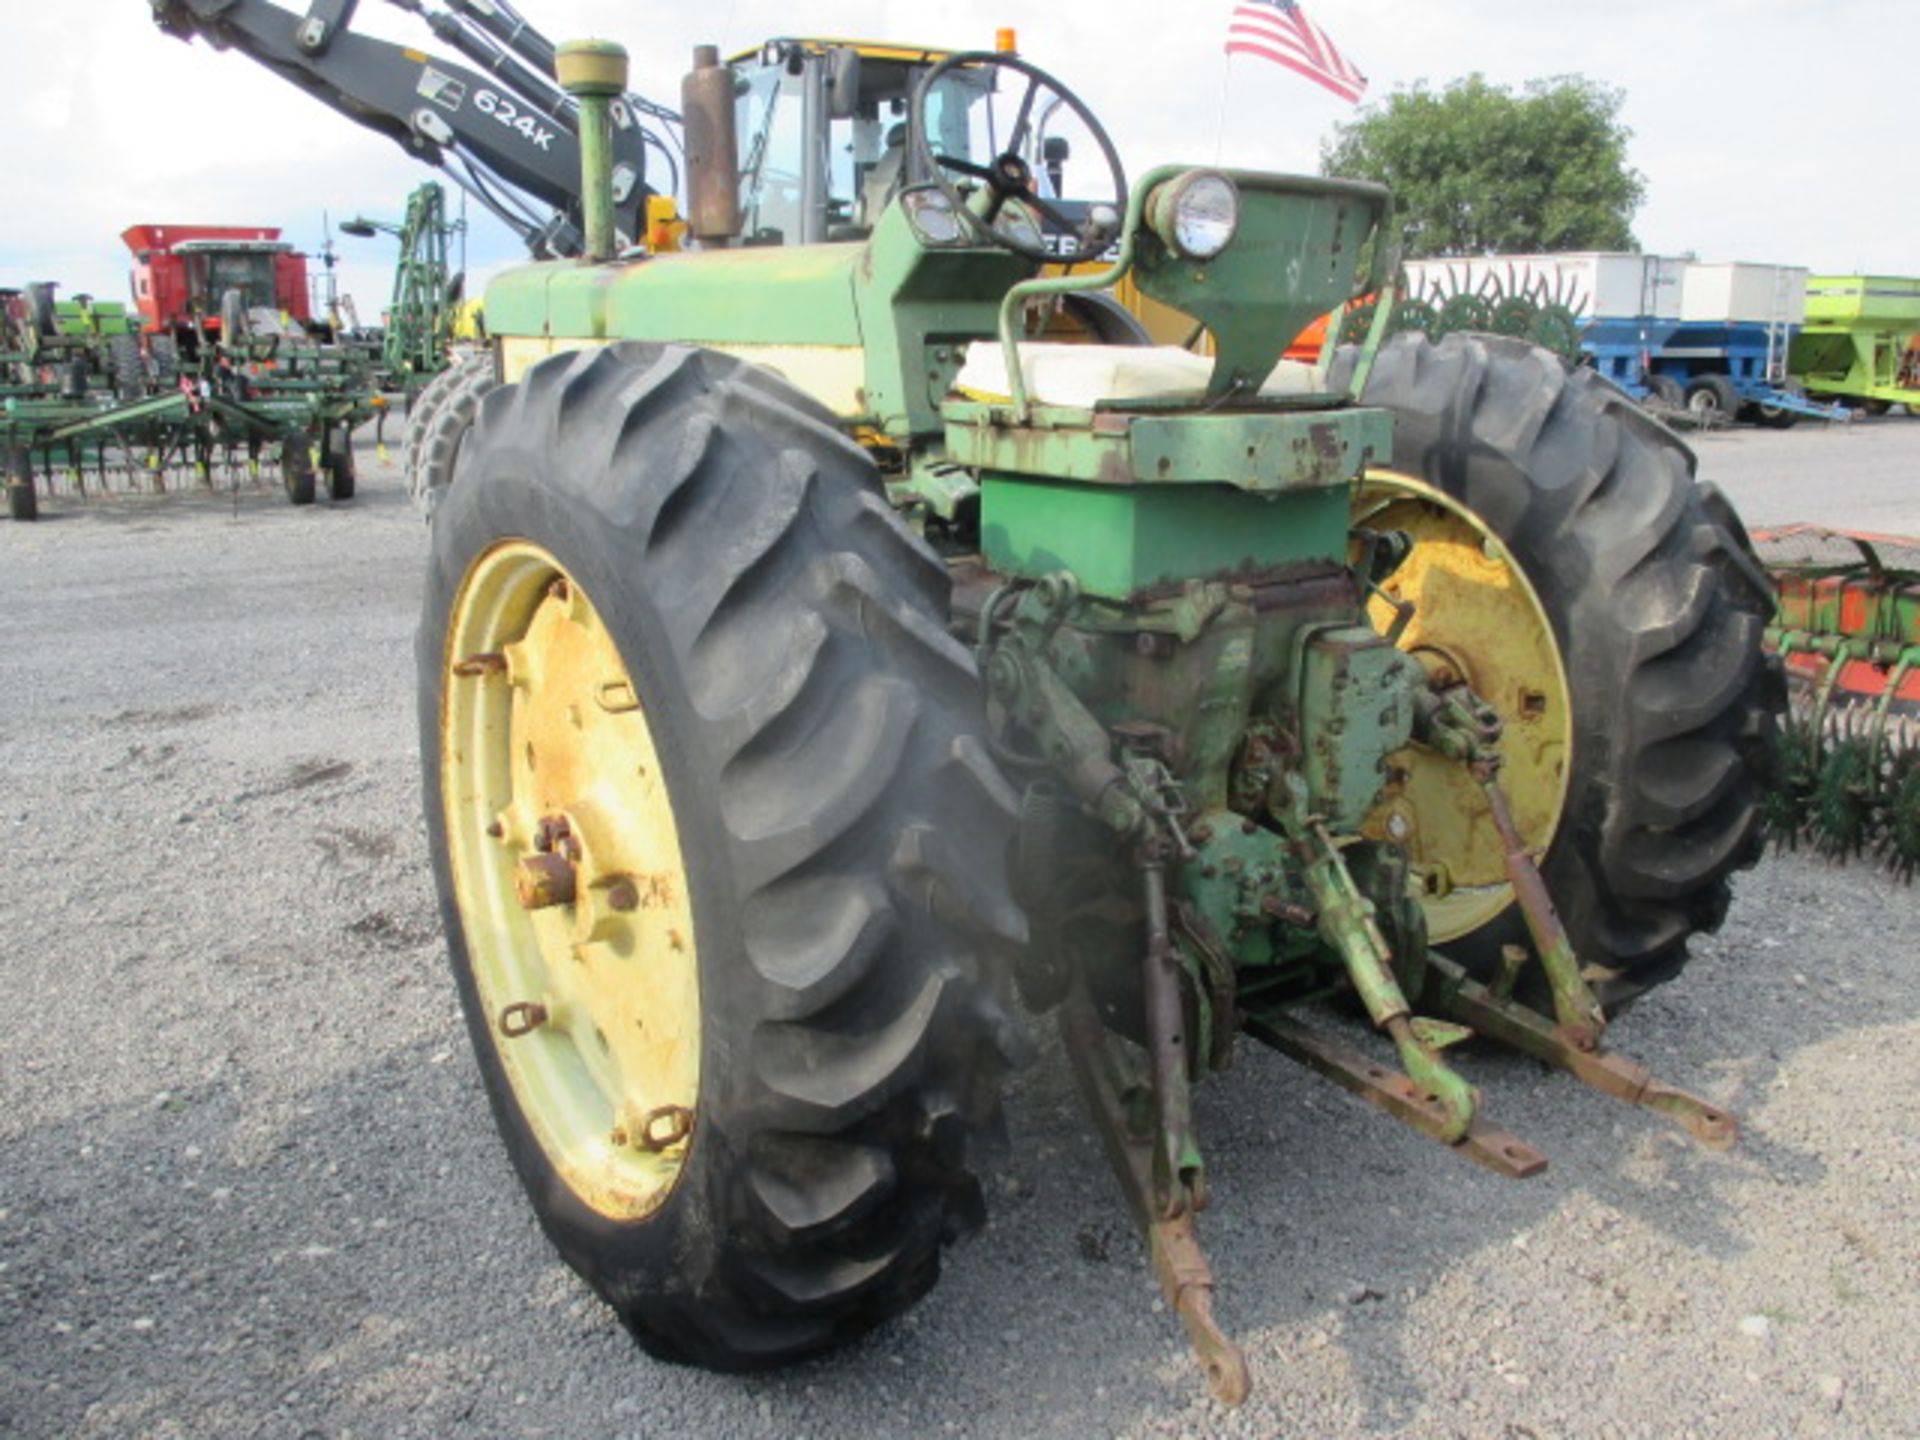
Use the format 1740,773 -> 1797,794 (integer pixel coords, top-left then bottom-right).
1790,274 -> 1920,413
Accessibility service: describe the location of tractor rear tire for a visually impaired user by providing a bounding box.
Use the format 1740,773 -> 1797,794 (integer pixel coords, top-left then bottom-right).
404,350 -> 496,520
1346,332 -> 1780,1010
420,343 -> 1026,1369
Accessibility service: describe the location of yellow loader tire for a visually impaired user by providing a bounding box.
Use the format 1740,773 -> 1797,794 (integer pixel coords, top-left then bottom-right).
1347,332 -> 1782,1011
419,343 -> 1027,1369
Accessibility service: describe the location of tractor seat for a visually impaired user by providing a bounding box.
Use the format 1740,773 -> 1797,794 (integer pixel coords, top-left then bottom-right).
952,341 -> 1318,410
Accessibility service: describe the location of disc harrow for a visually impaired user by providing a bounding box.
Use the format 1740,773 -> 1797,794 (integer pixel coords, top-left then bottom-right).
1756,524 -> 1920,874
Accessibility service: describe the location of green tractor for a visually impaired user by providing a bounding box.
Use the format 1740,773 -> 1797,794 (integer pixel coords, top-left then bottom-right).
419,38 -> 1778,1403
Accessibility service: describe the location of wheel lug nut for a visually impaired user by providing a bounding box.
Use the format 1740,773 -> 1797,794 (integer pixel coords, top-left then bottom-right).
498,1001 -> 548,1037
606,878 -> 639,912
453,651 -> 507,678
515,853 -> 577,910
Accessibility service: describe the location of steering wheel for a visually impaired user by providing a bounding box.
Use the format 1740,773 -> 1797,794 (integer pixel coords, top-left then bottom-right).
907,52 -> 1128,266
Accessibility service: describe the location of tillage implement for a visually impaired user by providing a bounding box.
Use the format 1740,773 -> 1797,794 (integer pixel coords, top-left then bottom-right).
2,227 -> 377,520
1755,525 -> 1920,876
155,12 -> 1781,1403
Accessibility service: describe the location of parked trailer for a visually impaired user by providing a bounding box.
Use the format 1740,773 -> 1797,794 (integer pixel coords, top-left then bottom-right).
1652,262 -> 1843,427
1789,275 -> 1920,414
1398,254 -> 1845,426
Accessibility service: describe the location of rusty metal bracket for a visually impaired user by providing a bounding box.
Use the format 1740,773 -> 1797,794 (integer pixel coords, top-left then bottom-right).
1059,983 -> 1251,1407
1243,1011 -> 1548,1179
1426,955 -> 1738,1149
1476,771 -> 1609,1048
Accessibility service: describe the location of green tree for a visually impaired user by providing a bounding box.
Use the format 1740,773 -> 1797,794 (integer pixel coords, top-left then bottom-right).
1322,75 -> 1645,257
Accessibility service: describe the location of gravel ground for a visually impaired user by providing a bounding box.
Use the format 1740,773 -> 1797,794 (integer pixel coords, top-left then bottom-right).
3,418 -> 1919,1440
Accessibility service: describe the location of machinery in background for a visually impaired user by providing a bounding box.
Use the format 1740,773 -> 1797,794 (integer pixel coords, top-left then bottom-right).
2,226 -> 381,520
1790,276 -> 1920,415
340,182 -> 466,394
123,222 -> 315,351
1756,525 -> 1920,876
1308,253 -> 1847,428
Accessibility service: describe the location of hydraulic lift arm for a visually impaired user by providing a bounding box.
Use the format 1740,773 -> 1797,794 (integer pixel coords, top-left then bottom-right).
150,0 -> 677,257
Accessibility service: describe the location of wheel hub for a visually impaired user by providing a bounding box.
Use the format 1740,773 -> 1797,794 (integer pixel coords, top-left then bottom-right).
1353,473 -> 1574,942
442,542 -> 700,1220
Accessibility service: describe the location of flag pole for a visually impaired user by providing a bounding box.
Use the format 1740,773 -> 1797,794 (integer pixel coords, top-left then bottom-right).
1214,50 -> 1234,164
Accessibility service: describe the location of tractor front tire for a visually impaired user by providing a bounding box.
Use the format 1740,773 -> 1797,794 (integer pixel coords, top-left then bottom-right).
1348,332 -> 1780,1010
405,350 -> 497,520
419,343 -> 1026,1369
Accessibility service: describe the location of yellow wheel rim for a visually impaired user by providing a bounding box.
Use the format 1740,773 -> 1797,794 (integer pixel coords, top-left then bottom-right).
442,541 -> 699,1221
1353,473 -> 1573,942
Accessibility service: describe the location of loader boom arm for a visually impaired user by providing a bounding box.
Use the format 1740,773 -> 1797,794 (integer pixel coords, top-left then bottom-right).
150,0 -> 670,257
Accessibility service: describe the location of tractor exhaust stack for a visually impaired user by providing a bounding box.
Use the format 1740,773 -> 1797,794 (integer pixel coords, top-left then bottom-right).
682,45 -> 742,246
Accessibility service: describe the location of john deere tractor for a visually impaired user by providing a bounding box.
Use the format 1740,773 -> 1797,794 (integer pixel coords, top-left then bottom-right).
403,37 -> 1781,1404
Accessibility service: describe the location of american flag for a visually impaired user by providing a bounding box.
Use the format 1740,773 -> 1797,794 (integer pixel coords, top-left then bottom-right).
1225,0 -> 1368,105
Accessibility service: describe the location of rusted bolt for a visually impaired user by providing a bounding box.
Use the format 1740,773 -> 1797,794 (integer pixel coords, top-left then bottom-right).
605,878 -> 639,912
1260,896 -> 1314,927
533,815 -> 579,860
636,1104 -> 695,1152
515,853 -> 577,910
485,820 -> 504,839
1187,820 -> 1214,845
453,651 -> 507,678
498,1001 -> 548,1037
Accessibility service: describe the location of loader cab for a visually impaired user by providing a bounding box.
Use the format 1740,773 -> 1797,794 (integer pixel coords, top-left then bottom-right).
728,38 -> 1104,250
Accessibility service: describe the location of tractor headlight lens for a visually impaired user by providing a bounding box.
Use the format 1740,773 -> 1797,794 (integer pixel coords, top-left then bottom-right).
1148,170 -> 1240,260
993,200 -> 1045,253
902,187 -> 966,247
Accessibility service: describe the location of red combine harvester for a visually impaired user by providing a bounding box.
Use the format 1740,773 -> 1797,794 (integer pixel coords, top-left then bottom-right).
121,223 -> 311,350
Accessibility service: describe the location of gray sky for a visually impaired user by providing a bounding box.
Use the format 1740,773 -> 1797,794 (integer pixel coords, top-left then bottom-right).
3,0 -> 1913,319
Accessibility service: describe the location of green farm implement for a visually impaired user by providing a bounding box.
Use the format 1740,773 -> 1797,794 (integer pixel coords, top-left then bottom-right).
153,3 -> 1783,1407
1756,525 -> 1920,874
0,324 -> 376,520
2,271 -> 378,520
340,182 -> 466,395
1789,275 -> 1920,413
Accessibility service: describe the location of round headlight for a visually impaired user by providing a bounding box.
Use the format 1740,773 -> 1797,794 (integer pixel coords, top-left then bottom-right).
1148,170 -> 1240,261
